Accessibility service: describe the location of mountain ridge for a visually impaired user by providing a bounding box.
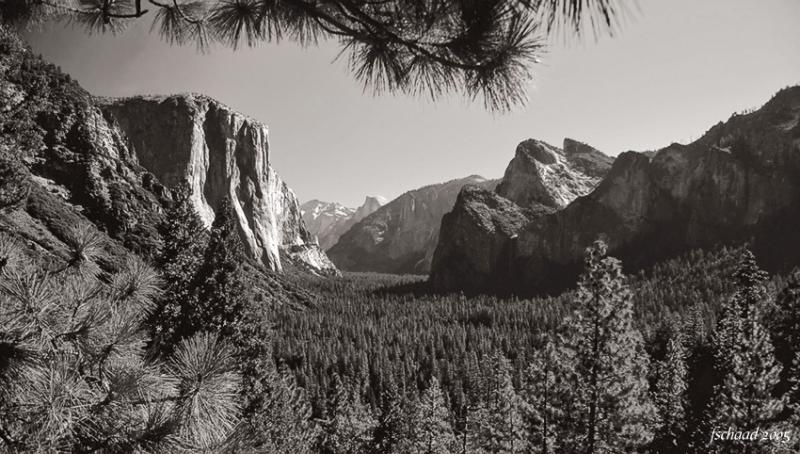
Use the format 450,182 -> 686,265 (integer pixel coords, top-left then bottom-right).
328,175 -> 499,274
99,93 -> 336,274
430,85 -> 800,295
300,195 -> 386,250
0,27 -> 335,280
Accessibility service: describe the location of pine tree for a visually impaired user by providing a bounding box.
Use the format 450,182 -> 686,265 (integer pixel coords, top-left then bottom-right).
523,338 -> 568,454
473,353 -> 529,453
229,364 -> 319,453
459,351 -> 487,453
707,249 -> 784,454
321,373 -> 377,454
149,180 -> 208,354
0,153 -> 28,209
686,301 -> 709,346
0,231 -> 241,452
404,376 -> 457,454
560,240 -> 656,453
464,401 -> 490,454
786,353 -> 800,452
227,294 -> 321,453
3,0 -> 625,113
651,330 -> 689,454
372,373 -> 409,454
181,195 -> 247,340
772,271 -> 800,388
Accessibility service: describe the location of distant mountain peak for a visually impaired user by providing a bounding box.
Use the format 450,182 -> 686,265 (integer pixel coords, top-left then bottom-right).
327,175 -> 499,275
300,195 -> 385,251
363,195 -> 388,206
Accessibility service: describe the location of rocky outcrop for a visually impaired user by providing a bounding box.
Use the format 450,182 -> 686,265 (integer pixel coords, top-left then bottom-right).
353,196 -> 387,223
1,26 -> 168,258
562,138 -> 616,178
495,139 -> 613,209
328,176 -> 498,274
0,23 -> 333,275
301,196 -> 386,251
101,95 -> 335,273
0,26 -> 317,311
429,186 -> 553,292
431,86 -> 800,295
430,138 -> 612,293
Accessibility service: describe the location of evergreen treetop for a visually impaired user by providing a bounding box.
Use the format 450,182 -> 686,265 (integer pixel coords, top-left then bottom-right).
2,0 -> 624,112
561,240 -> 656,453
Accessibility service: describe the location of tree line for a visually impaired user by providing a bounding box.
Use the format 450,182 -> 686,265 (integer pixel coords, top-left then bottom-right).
2,183 -> 800,453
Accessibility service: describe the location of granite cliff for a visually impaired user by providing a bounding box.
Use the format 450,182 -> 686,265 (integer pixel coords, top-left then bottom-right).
100,95 -> 335,273
353,196 -> 387,224
0,27 -> 333,277
430,139 -> 612,292
328,175 -> 498,274
431,87 -> 800,294
495,138 -> 613,209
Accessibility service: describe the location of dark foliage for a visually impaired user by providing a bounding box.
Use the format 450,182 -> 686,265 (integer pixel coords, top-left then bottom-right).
148,181 -> 209,355
0,230 -> 242,452
0,154 -> 29,209
185,196 -> 248,338
0,25 -> 167,257
265,244 -> 800,452
1,0 -> 625,111
772,270 -> 800,390
272,246 -> 744,414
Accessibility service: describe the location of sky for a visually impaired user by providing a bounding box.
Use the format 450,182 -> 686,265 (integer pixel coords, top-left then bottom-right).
24,0 -> 800,207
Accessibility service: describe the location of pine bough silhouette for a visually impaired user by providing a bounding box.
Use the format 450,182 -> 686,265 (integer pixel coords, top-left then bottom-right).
0,227 -> 241,452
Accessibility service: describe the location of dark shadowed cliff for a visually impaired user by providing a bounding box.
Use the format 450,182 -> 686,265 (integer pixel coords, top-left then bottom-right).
430,87 -> 800,295
328,175 -> 498,274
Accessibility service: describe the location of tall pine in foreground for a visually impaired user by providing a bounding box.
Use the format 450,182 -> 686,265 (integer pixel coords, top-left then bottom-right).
149,181 -> 207,354
651,329 -> 689,454
772,271 -> 800,391
560,240 -> 656,453
787,353 -> 800,452
707,249 -> 784,454
183,195 -> 247,339
227,364 -> 319,453
0,231 -> 241,452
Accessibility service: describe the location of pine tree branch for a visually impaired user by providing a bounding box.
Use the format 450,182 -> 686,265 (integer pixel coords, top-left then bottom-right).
0,426 -> 19,451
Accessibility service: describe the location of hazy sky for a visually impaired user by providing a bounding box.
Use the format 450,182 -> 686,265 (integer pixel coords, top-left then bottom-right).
24,0 -> 800,207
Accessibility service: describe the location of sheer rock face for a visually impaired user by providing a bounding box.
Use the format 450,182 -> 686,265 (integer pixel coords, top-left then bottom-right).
301,196 -> 386,251
429,186 -> 553,293
430,139 -> 611,293
328,176 -> 498,274
353,196 -> 387,223
431,86 -> 800,295
101,95 -> 336,273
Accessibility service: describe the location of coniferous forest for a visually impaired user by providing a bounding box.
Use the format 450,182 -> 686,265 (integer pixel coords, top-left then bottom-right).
3,195 -> 800,452
2,1 -> 800,452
